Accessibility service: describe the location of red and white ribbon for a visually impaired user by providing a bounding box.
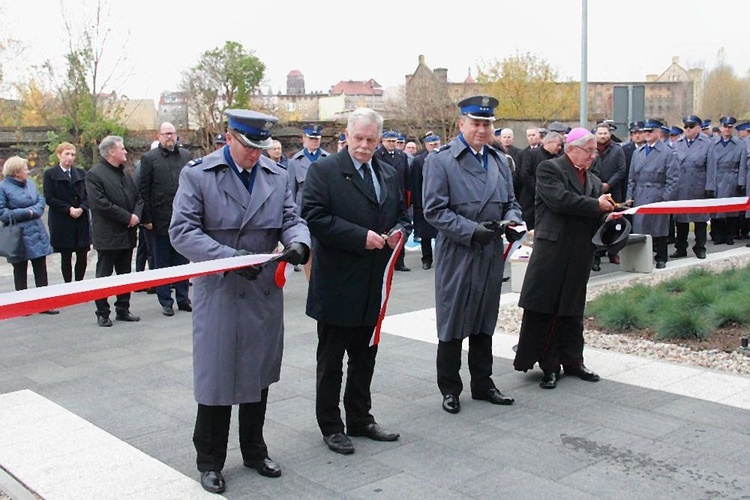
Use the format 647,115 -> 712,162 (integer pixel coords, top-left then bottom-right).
370,233 -> 405,347
619,196 -> 750,216
0,253 -> 282,320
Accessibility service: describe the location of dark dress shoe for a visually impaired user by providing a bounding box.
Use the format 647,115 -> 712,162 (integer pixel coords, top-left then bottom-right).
348,423 -> 400,441
162,306 -> 174,316
540,371 -> 558,389
116,311 -> 140,322
472,387 -> 515,405
422,261 -> 432,270
177,301 -> 193,312
669,250 -> 687,259
564,364 -> 600,382
726,238 -> 735,245
608,254 -> 620,264
146,287 -> 157,294
655,261 -> 666,269
97,316 -> 113,327
695,249 -> 707,259
39,309 -> 60,315
395,265 -> 411,272
244,457 -> 281,478
200,470 -> 225,493
591,261 -> 601,272
442,394 -> 460,414
323,432 -> 354,454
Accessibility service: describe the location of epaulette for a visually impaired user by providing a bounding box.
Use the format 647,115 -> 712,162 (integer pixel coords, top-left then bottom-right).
435,144 -> 451,153
186,158 -> 204,168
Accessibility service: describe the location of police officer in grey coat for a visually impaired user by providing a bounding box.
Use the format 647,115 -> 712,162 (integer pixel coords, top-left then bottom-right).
671,115 -> 711,259
169,109 -> 311,494
287,125 -> 330,212
626,119 -> 679,268
706,116 -> 748,245
423,96 -> 521,414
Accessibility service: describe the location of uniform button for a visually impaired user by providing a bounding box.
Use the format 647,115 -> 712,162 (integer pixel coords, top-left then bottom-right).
239,291 -> 246,298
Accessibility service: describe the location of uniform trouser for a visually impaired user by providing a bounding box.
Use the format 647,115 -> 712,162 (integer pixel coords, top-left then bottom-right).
436,333 -> 494,396
135,226 -> 154,272
420,238 -> 433,264
315,323 -> 378,436
12,257 -> 48,291
513,310 -> 584,374
59,248 -> 88,282
739,213 -> 750,238
94,249 -> 133,317
151,234 -> 190,308
712,217 -> 739,243
193,389 -> 269,472
395,245 -> 406,268
674,222 -> 707,253
653,236 -> 668,263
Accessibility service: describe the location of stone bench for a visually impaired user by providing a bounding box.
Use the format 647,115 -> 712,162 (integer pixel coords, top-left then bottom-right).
619,233 -> 653,273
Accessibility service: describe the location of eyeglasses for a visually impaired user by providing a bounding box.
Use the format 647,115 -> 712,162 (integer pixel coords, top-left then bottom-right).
230,132 -> 262,151
684,124 -> 697,129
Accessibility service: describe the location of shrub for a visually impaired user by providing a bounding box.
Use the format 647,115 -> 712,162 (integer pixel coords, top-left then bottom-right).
597,299 -> 646,332
680,287 -> 719,309
655,307 -> 712,340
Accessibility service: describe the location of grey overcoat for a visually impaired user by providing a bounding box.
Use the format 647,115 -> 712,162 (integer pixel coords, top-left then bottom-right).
706,136 -> 747,218
626,141 -> 679,236
673,134 -> 711,223
287,148 -> 329,211
423,138 -> 522,342
169,149 -> 311,406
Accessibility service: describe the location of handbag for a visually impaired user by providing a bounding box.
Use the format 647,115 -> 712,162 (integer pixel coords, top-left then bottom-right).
0,214 -> 24,260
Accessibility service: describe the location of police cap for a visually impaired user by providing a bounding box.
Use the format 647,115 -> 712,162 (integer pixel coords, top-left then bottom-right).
669,126 -> 683,136
457,95 -> 498,121
641,119 -> 664,131
736,122 -> 750,132
683,115 -> 702,127
303,125 -> 323,138
720,116 -> 737,127
225,109 -> 277,149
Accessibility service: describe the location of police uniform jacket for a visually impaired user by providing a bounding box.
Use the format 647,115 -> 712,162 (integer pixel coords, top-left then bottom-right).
43,164 -> 91,251
137,145 -> 192,236
410,150 -> 438,240
706,136 -> 747,218
169,148 -> 311,406
374,146 -> 410,206
85,159 -> 143,251
673,134 -> 711,223
423,138 -> 521,342
626,141 -> 679,236
591,142 -> 627,203
301,148 -> 410,328
517,154 -> 603,317
288,148 -> 330,212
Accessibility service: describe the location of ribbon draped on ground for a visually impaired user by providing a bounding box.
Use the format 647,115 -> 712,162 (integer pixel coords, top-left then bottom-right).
0,253 -> 282,320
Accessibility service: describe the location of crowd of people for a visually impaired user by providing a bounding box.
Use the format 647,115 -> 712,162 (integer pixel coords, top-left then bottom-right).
2,95 -> 750,494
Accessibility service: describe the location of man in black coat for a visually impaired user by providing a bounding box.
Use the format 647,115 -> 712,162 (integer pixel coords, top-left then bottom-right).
518,131 -> 564,230
410,132 -> 441,269
301,107 -> 411,456
138,122 -> 193,316
85,135 -> 144,327
493,128 -> 524,201
374,130 -> 411,271
513,128 -> 615,389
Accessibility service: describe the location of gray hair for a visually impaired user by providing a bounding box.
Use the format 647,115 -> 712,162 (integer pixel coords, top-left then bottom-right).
564,132 -> 595,152
347,108 -> 383,136
98,135 -> 124,158
2,156 -> 28,178
500,128 -> 514,138
543,131 -> 563,144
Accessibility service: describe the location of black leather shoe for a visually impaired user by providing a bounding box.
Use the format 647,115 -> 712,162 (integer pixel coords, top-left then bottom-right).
591,261 -> 601,272
348,423 -> 400,441
39,309 -> 60,315
116,311 -> 140,322
323,432 -> 354,454
97,315 -> 113,327
244,457 -> 281,478
200,470 -> 225,493
162,306 -> 174,317
694,249 -> 707,259
422,261 -> 432,270
146,287 -> 157,294
669,250 -> 687,258
726,238 -> 735,245
442,394 -> 460,414
472,387 -> 515,405
177,301 -> 193,312
540,371 -> 558,389
655,261 -> 666,269
395,265 -> 411,272
564,364 -> 600,382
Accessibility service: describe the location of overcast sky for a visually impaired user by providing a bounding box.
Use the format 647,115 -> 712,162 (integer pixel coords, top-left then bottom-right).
3,0 -> 750,104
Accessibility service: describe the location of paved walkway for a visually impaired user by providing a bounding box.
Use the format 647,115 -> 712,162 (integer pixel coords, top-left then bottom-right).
1,245 -> 749,499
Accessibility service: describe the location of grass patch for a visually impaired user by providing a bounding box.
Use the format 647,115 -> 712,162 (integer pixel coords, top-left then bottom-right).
655,307 -> 712,340
596,299 -> 646,332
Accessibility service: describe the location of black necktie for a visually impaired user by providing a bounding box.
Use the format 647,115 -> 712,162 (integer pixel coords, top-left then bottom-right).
362,163 -> 377,201
240,169 -> 251,189
67,170 -> 72,181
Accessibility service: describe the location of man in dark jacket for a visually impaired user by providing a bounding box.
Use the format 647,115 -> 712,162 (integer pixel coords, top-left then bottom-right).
519,131 -> 564,229
138,122 -> 193,316
513,128 -> 615,389
301,107 -> 410,456
410,132 -> 441,269
86,135 -> 144,327
493,128 -> 524,201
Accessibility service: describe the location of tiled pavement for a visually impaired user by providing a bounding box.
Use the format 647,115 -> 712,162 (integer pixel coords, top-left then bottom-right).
1,245 -> 749,499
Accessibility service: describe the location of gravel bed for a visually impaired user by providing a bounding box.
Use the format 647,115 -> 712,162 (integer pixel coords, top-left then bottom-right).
497,252 -> 750,377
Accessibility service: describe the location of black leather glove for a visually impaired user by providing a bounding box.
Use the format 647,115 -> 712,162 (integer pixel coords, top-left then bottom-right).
231,249 -> 263,281
739,186 -> 747,196
503,221 -> 526,243
472,221 -> 498,245
705,190 -> 715,198
279,242 -> 309,266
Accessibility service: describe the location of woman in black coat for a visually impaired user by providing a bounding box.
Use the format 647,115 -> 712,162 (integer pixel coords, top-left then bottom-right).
43,142 -> 91,282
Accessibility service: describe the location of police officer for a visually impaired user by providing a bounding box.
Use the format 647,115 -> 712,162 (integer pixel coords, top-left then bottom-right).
213,133 -> 226,151
423,95 -> 521,414
287,125 -> 330,212
375,130 -> 411,271
737,122 -> 750,242
169,109 -> 311,494
671,115 -> 711,259
410,132 -> 441,269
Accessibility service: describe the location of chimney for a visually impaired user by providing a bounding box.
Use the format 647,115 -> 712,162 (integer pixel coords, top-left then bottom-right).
672,56 -> 679,65
419,54 -> 425,65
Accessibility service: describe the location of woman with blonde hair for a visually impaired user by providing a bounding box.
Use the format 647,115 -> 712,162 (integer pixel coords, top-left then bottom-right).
43,142 -> 91,282
0,156 -> 58,313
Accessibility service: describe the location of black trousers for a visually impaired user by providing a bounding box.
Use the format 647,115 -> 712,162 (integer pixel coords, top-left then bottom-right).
436,333 -> 494,396
711,217 -> 739,243
513,310 -> 584,374
315,322 -> 378,436
674,222 -> 707,253
135,226 -> 154,272
193,389 -> 269,472
653,236 -> 668,263
59,248 -> 89,282
151,234 -> 190,307
12,257 -> 48,291
94,248 -> 133,317
420,238 -> 433,264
